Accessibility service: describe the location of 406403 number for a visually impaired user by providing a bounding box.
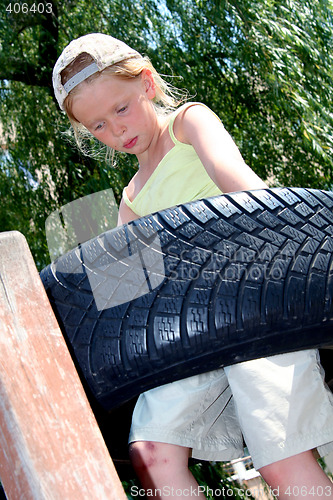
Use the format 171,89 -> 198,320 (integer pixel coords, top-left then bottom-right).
6,3 -> 52,14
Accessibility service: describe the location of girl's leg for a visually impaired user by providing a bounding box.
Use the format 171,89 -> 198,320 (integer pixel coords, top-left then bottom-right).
259,450 -> 333,500
129,441 -> 206,499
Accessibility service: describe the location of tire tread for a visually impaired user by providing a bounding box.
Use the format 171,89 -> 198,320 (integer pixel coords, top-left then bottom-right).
40,188 -> 333,409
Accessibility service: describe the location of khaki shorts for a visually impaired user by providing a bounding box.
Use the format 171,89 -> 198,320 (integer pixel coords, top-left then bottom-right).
129,349 -> 333,469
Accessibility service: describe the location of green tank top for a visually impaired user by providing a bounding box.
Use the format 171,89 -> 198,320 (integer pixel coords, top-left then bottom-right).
122,103 -> 222,217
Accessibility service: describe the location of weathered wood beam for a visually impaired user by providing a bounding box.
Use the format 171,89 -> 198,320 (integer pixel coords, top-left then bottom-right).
0,231 -> 126,500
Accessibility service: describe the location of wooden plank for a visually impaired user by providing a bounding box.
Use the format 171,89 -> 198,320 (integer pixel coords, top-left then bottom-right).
0,231 -> 127,500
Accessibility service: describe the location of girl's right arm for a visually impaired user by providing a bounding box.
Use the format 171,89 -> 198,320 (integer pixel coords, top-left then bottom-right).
117,197 -> 139,226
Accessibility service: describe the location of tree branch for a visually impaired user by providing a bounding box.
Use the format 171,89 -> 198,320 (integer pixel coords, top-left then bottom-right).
0,0 -> 58,89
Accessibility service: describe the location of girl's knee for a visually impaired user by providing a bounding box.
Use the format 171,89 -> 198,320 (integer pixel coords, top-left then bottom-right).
129,441 -> 189,474
258,450 -> 330,494
259,460 -> 283,486
129,441 -> 160,471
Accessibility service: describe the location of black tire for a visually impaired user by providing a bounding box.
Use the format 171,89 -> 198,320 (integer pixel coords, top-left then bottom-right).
40,188 -> 333,410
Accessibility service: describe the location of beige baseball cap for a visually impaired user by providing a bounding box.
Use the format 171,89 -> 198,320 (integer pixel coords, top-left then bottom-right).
52,33 -> 140,110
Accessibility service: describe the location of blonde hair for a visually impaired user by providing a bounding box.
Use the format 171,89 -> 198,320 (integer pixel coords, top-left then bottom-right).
61,52 -> 187,164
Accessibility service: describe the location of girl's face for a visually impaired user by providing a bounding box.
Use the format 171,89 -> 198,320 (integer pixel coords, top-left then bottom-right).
71,70 -> 157,157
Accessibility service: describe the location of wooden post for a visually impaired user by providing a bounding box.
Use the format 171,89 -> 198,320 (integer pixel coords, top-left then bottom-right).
0,231 -> 127,500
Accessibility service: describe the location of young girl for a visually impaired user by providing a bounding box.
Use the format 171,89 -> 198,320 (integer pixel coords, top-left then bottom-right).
53,33 -> 333,499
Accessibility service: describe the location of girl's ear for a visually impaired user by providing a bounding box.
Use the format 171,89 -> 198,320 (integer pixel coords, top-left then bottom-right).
141,69 -> 156,99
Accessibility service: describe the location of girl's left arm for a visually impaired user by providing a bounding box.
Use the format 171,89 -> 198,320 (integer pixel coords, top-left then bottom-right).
175,104 -> 267,193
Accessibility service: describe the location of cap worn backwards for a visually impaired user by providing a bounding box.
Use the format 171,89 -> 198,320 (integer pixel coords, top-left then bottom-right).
52,33 -> 140,110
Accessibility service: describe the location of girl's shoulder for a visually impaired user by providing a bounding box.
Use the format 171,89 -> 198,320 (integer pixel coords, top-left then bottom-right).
172,101 -> 209,115
171,101 -> 208,124
171,102 -> 222,144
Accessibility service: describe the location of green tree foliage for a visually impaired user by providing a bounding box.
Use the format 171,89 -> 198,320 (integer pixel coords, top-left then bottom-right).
1,0 -> 333,268
161,0 -> 333,185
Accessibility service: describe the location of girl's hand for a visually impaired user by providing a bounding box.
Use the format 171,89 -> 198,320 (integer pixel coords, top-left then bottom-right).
174,104 -> 267,193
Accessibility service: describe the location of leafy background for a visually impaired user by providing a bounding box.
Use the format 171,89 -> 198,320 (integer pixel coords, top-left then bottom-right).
1,0 -> 333,269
